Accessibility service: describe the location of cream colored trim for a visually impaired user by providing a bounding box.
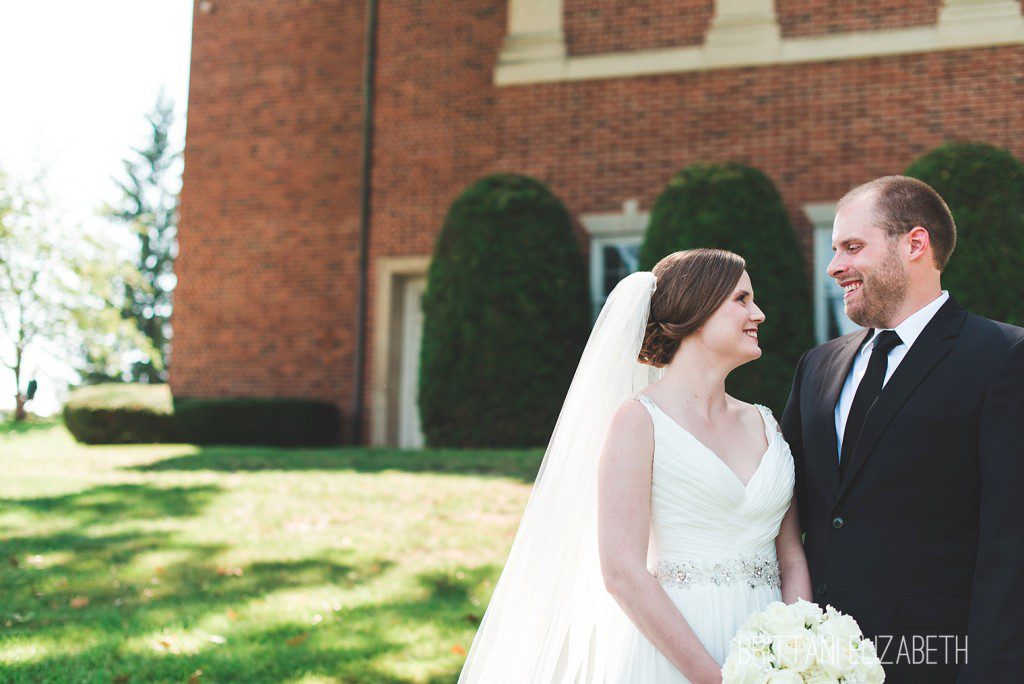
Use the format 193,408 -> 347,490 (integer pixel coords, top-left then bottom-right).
804,202 -> 838,228
499,0 -> 566,67
580,199 -> 649,238
804,203 -> 838,345
370,255 -> 431,447
496,5 -> 1024,85
705,0 -> 781,50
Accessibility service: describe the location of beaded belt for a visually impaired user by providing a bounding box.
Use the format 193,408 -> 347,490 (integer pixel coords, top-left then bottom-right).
654,552 -> 780,589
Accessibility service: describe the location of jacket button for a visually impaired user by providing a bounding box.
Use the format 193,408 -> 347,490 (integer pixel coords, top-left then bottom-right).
832,516 -> 845,529
816,582 -> 827,595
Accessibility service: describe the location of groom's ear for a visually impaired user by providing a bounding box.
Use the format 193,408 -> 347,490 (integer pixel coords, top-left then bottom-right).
906,226 -> 932,264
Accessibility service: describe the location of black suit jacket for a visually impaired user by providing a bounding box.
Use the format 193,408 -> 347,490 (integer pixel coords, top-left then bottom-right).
781,296 -> 1024,683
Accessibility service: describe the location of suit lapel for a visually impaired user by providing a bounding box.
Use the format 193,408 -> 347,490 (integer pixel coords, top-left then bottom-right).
816,329 -> 870,500
834,297 -> 967,503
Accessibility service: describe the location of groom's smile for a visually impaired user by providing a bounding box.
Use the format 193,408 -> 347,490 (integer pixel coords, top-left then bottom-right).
840,279 -> 863,301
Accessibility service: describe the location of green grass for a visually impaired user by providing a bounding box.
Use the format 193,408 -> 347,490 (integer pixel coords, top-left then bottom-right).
0,421 -> 542,683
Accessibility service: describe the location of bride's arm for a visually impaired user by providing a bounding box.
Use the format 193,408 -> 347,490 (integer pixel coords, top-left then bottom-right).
598,400 -> 723,684
775,498 -> 812,604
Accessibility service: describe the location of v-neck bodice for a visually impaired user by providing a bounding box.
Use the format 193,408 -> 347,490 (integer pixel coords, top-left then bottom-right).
634,392 -> 796,564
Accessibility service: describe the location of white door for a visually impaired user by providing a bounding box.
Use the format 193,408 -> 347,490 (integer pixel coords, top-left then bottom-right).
397,277 -> 426,448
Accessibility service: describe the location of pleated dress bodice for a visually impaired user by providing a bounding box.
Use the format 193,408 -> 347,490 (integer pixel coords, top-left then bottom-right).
635,393 -> 796,566
611,394 -> 797,681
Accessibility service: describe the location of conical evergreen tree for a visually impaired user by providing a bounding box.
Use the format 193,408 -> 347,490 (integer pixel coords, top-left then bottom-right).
905,142 -> 1024,326
101,91 -> 180,383
640,163 -> 813,412
419,174 -> 590,447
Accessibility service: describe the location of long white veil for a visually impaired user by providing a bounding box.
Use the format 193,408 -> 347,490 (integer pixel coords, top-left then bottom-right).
459,271 -> 663,683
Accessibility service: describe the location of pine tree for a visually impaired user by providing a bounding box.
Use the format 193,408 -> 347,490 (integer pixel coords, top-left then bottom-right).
103,91 -> 180,383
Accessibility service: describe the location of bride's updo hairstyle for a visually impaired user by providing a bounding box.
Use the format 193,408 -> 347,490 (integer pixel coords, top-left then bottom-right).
638,248 -> 746,368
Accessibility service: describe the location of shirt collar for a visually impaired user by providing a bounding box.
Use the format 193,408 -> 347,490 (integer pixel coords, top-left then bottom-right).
863,290 -> 950,354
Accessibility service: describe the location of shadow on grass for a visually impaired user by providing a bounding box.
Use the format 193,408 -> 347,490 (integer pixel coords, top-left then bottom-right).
129,447 -> 544,483
2,521 -> 409,681
2,533 -> 494,683
0,482 -> 222,527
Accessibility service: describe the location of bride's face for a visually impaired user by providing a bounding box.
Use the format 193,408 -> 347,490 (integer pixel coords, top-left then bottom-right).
694,270 -> 765,365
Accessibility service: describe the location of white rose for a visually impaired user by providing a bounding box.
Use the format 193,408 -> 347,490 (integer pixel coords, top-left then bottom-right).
815,633 -> 856,676
849,641 -> 885,683
819,609 -> 863,642
763,601 -> 806,636
790,598 -> 825,631
737,609 -> 770,635
772,632 -> 817,672
801,664 -> 841,684
721,651 -> 771,684
764,670 -> 804,684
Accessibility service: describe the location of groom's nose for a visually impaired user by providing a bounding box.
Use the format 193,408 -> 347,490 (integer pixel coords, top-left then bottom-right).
827,252 -> 845,279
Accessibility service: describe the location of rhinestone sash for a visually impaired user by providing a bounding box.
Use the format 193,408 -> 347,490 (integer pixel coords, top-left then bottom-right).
654,552 -> 780,590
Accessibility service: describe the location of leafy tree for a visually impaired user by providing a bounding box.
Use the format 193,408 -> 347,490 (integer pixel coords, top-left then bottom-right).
640,163 -> 813,413
103,91 -> 180,383
0,172 -> 152,421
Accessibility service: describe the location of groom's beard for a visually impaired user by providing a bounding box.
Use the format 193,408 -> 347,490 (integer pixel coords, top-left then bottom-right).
845,244 -> 909,329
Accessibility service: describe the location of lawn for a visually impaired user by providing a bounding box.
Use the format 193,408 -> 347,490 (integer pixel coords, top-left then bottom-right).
0,420 -> 542,683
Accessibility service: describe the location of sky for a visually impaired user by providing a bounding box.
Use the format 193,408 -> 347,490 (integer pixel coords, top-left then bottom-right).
0,0 -> 194,415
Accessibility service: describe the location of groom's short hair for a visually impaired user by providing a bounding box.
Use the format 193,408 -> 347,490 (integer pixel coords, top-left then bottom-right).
837,175 -> 957,271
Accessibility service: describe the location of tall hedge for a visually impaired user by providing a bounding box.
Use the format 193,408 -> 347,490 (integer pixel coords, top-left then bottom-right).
905,142 -> 1024,326
419,174 -> 590,448
639,163 -> 813,413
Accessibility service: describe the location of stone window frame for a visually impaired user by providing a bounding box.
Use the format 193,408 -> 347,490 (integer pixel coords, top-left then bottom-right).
581,199 -> 649,321
806,202 -> 860,344
497,0 -> 1024,85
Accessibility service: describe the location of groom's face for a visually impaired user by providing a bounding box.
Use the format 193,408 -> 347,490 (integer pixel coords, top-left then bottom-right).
828,194 -> 909,329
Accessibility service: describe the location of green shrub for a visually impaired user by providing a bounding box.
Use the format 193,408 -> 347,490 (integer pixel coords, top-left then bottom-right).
420,174 -> 590,447
63,383 -> 176,444
905,141 -> 1024,326
173,397 -> 341,447
639,163 -> 814,413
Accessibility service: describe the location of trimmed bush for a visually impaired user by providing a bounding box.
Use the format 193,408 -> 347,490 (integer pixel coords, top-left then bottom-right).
420,174 -> 590,447
639,163 -> 814,413
63,383 -> 176,444
905,141 -> 1024,326
173,398 -> 341,447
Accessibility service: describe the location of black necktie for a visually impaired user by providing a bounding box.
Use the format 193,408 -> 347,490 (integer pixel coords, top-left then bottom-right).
840,330 -> 903,480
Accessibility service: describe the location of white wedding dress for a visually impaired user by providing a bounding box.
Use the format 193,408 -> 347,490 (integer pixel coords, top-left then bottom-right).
458,273 -> 797,684
612,393 -> 796,682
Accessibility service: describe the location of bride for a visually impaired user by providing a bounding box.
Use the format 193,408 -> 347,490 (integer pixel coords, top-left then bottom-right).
459,248 -> 812,683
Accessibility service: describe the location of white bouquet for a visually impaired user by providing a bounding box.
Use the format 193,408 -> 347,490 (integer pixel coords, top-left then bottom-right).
721,599 -> 885,683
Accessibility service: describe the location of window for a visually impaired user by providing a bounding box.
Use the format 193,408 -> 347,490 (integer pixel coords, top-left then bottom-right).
806,203 -> 860,343
581,200 -> 648,322
591,238 -> 641,319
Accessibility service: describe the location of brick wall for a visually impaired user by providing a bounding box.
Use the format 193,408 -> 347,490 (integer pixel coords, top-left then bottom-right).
565,0 -> 715,55
776,0 -> 940,37
176,0 -> 1024,443
173,0 -> 366,429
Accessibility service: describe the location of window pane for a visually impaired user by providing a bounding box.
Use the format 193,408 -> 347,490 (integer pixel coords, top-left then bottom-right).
814,226 -> 859,341
601,243 -> 640,298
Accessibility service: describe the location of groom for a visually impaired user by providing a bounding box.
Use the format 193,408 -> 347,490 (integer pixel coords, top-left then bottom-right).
781,176 -> 1024,683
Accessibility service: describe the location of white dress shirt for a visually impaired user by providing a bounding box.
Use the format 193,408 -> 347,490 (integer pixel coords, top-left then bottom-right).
834,290 -> 950,458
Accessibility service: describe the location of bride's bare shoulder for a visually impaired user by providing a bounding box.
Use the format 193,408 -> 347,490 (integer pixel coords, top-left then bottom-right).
728,395 -> 781,434
606,397 -> 655,445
